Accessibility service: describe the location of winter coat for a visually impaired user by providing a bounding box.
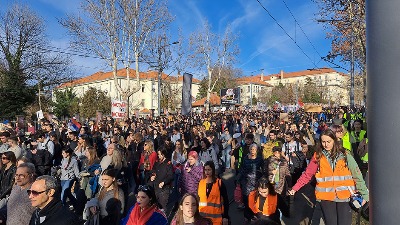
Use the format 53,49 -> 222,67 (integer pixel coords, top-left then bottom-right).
238,155 -> 263,196
29,198 -> 82,225
0,164 -> 16,199
179,161 -> 203,195
264,156 -> 291,194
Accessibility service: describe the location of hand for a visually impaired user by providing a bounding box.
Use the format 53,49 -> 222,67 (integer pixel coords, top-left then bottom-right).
31,149 -> 37,155
150,175 -> 156,182
222,218 -> 229,225
186,167 -> 191,173
94,169 -> 100,175
362,199 -> 367,206
288,189 -> 296,195
272,169 -> 277,175
159,182 -> 164,189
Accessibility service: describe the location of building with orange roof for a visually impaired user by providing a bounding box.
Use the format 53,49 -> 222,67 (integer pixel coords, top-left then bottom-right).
235,75 -> 274,105
235,67 -> 349,106
56,68 -> 201,115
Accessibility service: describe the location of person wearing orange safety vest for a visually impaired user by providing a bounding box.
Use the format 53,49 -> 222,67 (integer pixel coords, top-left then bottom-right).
289,129 -> 369,225
198,161 -> 229,225
248,177 -> 289,224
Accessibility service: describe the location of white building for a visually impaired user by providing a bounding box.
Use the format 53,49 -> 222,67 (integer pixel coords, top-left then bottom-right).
236,68 -> 349,106
57,68 -> 200,115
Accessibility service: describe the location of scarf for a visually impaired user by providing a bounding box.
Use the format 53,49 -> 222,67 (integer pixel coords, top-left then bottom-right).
127,203 -> 157,225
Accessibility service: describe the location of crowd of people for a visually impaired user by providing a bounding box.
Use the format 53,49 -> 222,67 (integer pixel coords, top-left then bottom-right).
0,106 -> 369,225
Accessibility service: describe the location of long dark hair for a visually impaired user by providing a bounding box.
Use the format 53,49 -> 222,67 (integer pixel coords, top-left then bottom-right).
315,129 -> 347,164
255,176 -> 276,202
203,161 -> 217,183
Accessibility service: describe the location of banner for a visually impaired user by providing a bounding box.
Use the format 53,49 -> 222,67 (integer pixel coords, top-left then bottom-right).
220,88 -> 240,104
111,99 -> 127,118
181,73 -> 193,115
304,104 -> 323,113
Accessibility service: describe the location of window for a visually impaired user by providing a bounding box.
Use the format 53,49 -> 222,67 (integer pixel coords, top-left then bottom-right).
141,84 -> 145,92
248,86 -> 250,92
141,99 -> 145,107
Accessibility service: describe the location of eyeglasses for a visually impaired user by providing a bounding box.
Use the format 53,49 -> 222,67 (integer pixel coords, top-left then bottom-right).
15,174 -> 29,179
1,157 -> 9,160
138,185 -> 151,192
27,189 -> 48,196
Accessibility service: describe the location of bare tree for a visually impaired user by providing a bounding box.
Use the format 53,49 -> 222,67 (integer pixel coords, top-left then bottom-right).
61,0 -> 172,116
189,21 -> 239,112
0,4 -> 72,116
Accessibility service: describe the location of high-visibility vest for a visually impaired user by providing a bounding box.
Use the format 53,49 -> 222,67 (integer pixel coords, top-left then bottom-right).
198,178 -> 224,225
248,190 -> 278,216
350,130 -> 366,143
342,132 -> 352,151
315,154 -> 356,201
237,147 -> 243,169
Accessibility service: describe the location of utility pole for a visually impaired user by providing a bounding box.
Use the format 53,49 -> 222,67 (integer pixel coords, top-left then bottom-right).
368,0 -> 400,223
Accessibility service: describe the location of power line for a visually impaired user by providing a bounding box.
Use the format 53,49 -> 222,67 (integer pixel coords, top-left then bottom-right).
280,0 -> 325,63
255,0 -> 319,69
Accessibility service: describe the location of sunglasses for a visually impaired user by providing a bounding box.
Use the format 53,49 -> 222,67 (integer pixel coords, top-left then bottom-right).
27,189 -> 48,196
1,157 -> 9,160
138,185 -> 151,192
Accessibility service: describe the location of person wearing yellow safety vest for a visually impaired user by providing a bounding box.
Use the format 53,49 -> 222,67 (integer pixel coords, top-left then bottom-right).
198,161 -> 229,225
248,177 -> 289,224
331,124 -> 352,152
289,129 -> 369,225
357,132 -> 369,179
350,120 -> 367,169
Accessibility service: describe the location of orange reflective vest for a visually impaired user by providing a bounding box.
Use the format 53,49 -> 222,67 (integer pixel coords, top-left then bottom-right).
315,154 -> 356,201
248,190 -> 277,216
198,178 -> 223,225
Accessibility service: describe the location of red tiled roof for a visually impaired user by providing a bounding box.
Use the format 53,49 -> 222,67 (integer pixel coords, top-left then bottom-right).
263,68 -> 342,80
192,93 -> 221,107
58,68 -> 200,88
235,76 -> 273,86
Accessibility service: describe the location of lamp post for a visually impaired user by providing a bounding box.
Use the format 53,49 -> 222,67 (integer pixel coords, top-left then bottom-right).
157,40 -> 179,117
317,19 -> 355,108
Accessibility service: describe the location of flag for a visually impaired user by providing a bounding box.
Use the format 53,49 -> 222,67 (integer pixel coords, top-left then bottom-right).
68,118 -> 81,131
298,98 -> 304,107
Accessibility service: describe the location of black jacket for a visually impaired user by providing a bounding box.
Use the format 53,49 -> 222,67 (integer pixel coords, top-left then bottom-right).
29,198 -> 82,225
147,159 -> 174,192
0,164 -> 16,198
29,149 -> 52,176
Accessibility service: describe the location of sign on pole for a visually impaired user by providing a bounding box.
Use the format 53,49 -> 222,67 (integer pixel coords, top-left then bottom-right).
111,100 -> 127,118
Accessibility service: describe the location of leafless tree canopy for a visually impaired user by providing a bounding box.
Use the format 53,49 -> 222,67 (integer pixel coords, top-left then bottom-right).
61,0 -> 173,100
0,4 -> 72,88
189,20 -> 239,111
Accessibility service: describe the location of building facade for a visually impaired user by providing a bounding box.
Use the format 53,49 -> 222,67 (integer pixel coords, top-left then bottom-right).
57,68 -> 200,116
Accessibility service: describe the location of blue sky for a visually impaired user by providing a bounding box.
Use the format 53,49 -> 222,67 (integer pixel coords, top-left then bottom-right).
2,0 -> 344,78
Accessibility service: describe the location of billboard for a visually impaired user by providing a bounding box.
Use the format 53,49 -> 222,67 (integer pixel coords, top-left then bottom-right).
220,88 -> 240,105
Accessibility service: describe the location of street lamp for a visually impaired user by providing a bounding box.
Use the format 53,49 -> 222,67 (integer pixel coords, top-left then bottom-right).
157,41 -> 179,117
317,19 -> 355,108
